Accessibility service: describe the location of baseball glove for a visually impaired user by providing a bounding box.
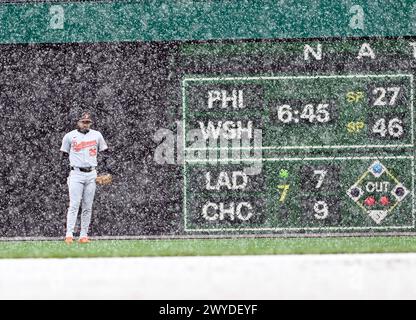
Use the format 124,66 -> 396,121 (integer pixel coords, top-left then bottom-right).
96,174 -> 113,185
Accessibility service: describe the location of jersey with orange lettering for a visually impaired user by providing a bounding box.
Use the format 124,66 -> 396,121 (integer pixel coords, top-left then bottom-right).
60,129 -> 108,167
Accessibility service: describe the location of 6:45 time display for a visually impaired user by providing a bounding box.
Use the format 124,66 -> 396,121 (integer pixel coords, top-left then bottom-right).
273,103 -> 335,124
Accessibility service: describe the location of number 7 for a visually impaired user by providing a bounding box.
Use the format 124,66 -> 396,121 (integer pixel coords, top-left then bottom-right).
313,170 -> 327,189
387,87 -> 401,106
277,185 -> 290,203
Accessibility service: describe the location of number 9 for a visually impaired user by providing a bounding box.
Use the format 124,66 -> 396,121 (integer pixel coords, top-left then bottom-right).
314,201 -> 329,220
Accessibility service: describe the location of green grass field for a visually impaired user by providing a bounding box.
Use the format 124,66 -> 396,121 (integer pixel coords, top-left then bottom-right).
1,236 -> 416,259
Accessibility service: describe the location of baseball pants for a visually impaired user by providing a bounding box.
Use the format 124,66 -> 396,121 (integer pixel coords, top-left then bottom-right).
66,169 -> 97,238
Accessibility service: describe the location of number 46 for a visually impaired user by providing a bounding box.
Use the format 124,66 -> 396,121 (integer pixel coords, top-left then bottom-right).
372,118 -> 403,138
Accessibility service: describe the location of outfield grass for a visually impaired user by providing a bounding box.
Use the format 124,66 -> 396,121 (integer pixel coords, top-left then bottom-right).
1,237 -> 416,259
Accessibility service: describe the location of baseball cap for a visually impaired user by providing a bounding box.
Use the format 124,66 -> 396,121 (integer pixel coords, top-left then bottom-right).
79,111 -> 93,123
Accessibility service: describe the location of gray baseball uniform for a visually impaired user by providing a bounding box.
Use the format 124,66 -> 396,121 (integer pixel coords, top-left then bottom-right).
60,129 -> 108,238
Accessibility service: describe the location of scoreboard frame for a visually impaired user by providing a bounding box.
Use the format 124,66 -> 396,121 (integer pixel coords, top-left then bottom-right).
182,70 -> 416,236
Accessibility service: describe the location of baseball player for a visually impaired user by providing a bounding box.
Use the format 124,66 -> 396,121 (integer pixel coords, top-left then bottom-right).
60,111 -> 111,244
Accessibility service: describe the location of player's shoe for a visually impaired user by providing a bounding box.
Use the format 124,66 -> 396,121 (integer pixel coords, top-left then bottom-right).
79,237 -> 91,244
64,237 -> 73,245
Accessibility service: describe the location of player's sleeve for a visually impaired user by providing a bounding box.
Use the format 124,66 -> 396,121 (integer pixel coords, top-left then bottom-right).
60,134 -> 70,153
98,133 -> 108,152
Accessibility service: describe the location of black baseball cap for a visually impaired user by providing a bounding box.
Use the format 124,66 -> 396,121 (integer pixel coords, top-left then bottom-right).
79,112 -> 93,123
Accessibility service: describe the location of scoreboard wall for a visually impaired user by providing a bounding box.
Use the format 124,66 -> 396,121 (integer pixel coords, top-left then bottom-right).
1,0 -> 416,238
178,39 -> 416,236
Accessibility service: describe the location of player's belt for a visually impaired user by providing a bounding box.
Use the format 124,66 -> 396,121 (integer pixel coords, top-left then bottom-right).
71,166 -> 95,173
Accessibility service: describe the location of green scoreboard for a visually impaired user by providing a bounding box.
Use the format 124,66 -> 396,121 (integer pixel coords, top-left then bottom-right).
180,41 -> 415,236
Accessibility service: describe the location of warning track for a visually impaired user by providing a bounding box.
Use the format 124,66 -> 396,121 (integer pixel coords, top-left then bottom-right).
1,253 -> 416,299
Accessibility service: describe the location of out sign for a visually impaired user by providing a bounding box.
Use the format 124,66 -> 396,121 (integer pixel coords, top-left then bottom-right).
49,5 -> 64,30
